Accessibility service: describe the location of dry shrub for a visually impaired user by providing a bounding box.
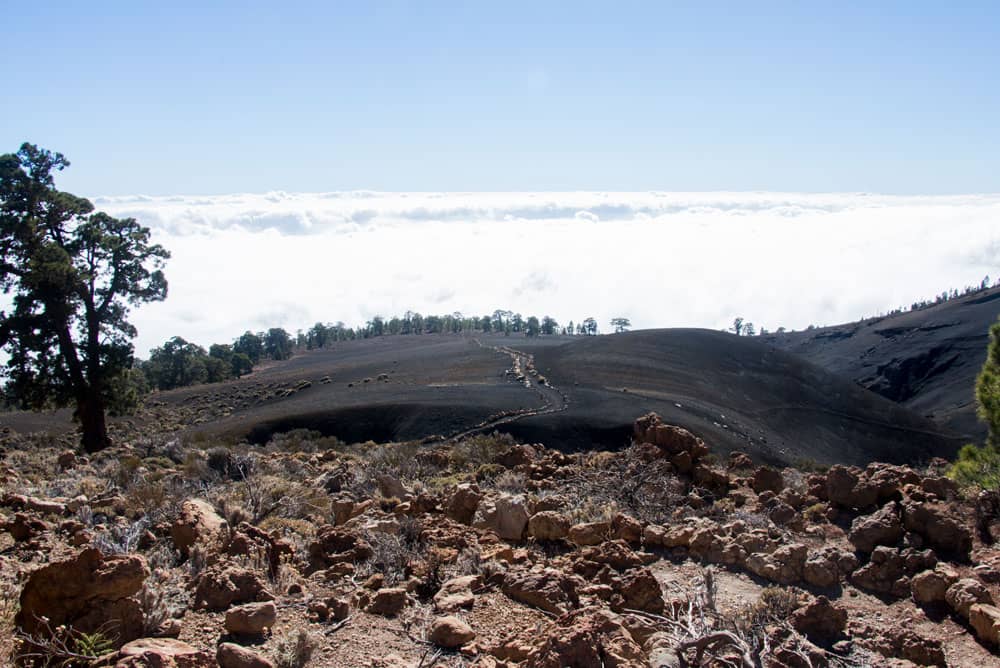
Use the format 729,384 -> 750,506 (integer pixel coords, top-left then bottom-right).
449,432 -> 516,470
0,569 -> 20,629
486,470 -> 526,494
93,518 -> 149,554
140,568 -> 188,636
271,628 -> 320,668
558,444 -> 685,525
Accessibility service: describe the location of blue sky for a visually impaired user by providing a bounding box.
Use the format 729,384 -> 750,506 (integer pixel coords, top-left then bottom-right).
4,1 -> 999,195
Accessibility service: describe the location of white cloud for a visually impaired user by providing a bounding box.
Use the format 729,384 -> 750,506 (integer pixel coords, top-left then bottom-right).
87,191 -> 1000,356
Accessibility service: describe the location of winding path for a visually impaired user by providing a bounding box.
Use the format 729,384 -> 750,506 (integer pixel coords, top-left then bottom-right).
443,340 -> 569,442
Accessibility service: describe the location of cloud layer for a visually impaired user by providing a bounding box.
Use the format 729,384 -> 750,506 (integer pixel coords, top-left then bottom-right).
89,191 -> 1000,356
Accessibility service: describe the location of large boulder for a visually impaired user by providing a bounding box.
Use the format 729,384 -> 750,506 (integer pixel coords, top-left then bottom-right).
803,548 -> 858,588
751,467 -> 784,494
192,564 -> 273,611
610,566 -> 664,614
171,499 -> 227,557
224,601 -> 277,635
970,604 -> 1000,646
791,596 -> 847,642
366,587 -> 408,616
946,578 -> 994,619
850,547 -> 909,597
528,511 -> 571,541
745,544 -> 807,585
445,484 -> 483,524
502,568 -> 580,615
473,494 -> 529,541
849,502 -> 904,553
825,465 -> 878,509
16,547 -> 149,647
568,521 -> 610,547
910,564 -> 959,605
902,500 -> 973,559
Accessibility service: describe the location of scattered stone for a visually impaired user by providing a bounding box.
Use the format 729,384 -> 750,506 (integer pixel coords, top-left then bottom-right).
224,600 -> 277,635
429,615 -> 476,648
367,587 -> 408,616
218,642 -> 276,668
434,575 -> 480,612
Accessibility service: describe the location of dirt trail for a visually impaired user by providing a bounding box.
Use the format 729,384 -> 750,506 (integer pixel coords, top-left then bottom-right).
444,341 -> 569,442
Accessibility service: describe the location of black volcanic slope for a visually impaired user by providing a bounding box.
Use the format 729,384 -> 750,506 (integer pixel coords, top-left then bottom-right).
1,329 -> 962,467
490,329 -> 960,466
763,286 -> 1000,442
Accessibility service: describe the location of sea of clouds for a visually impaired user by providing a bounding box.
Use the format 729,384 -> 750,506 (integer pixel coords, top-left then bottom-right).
89,191 -> 1000,356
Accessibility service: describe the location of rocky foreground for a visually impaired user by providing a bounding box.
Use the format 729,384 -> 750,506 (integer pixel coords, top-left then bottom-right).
1,414 -> 1000,667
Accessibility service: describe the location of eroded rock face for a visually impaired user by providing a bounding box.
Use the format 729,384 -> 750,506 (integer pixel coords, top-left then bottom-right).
910,564 -> 959,605
473,494 -> 529,542
826,465 -> 878,509
528,511 -> 571,541
191,565 -> 273,612
946,578 -> 994,619
502,568 -> 580,615
969,604 -> 1000,646
16,547 -> 150,647
791,596 -> 847,642
902,500 -> 973,559
170,499 -> 227,557
523,607 -> 645,668
308,525 -> 375,570
849,502 -> 904,553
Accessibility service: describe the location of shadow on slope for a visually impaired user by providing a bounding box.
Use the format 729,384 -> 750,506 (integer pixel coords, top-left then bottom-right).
494,329 -> 963,467
764,286 -> 1000,442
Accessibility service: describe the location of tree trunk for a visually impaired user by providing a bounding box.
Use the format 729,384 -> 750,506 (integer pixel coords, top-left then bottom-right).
78,393 -> 111,453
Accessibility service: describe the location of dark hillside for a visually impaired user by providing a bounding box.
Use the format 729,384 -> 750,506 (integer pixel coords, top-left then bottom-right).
764,286 -> 1000,442
1,330 -> 961,467
497,329 -> 961,466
